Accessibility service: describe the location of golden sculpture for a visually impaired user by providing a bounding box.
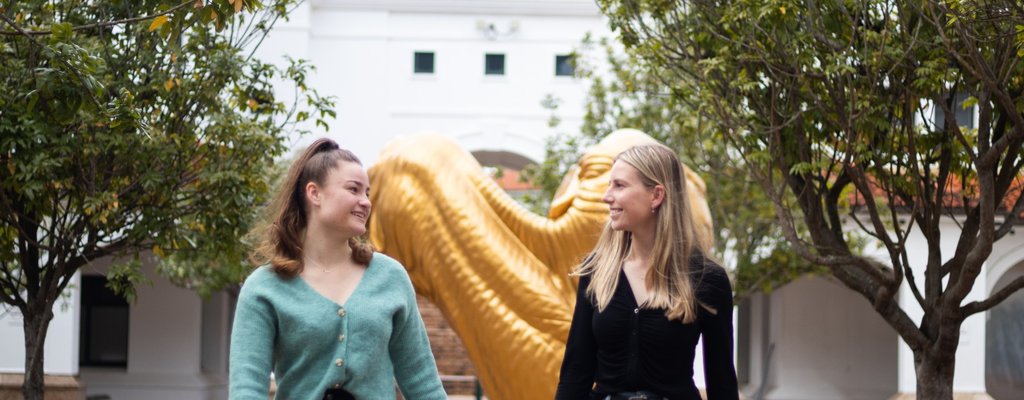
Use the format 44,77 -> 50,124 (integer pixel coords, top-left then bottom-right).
367,129 -> 712,400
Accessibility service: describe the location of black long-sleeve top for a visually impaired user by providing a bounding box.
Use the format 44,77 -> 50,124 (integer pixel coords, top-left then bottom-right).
555,257 -> 739,400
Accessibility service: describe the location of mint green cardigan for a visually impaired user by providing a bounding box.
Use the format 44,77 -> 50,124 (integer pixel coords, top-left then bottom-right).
229,253 -> 447,400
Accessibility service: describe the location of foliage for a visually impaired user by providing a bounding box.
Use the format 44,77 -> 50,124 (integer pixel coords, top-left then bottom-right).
0,1 -> 331,398
599,0 -> 1024,395
524,35 -> 826,298
518,94 -> 596,215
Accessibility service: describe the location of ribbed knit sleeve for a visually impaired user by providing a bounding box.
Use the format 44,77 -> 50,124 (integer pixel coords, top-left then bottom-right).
388,268 -> 447,400
556,274 -> 597,400
699,264 -> 739,400
228,269 -> 276,400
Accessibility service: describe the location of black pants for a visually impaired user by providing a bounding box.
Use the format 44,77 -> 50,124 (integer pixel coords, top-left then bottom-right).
322,388 -> 355,400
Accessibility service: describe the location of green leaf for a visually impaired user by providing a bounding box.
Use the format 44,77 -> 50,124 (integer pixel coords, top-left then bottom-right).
106,259 -> 149,304
50,22 -> 73,40
961,96 -> 978,109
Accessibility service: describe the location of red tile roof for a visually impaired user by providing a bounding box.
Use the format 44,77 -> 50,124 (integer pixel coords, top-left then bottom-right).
489,168 -> 538,191
847,173 -> 1024,218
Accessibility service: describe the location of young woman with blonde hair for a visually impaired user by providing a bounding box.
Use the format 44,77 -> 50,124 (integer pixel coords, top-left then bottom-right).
229,138 -> 446,400
556,144 -> 738,400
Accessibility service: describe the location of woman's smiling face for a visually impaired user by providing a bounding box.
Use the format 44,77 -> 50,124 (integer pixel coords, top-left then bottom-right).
603,160 -> 658,233
309,160 -> 372,238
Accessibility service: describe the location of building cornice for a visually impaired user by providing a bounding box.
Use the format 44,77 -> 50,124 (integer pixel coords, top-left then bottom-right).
313,0 -> 601,16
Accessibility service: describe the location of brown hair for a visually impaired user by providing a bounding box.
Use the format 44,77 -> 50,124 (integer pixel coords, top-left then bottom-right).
251,138 -> 374,277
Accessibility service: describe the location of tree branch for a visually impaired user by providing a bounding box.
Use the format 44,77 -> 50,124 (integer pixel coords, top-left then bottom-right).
926,2 -> 1024,166
994,177 -> 1024,240
960,275 -> 1024,318
946,168 -> 996,307
0,0 -> 193,36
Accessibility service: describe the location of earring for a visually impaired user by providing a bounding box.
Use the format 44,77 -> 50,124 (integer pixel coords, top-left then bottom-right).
651,207 -> 657,214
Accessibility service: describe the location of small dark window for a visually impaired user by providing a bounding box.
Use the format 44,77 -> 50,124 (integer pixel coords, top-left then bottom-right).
934,91 -> 975,130
555,55 -> 575,77
414,52 -> 435,74
79,275 -> 129,367
485,53 -> 505,75
413,52 -> 434,74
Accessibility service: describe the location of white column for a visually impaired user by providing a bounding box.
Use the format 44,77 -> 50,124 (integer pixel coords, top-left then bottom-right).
126,264 -> 203,375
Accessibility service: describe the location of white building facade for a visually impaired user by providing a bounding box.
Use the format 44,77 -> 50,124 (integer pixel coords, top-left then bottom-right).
261,0 -> 607,169
2,1 -> 1022,399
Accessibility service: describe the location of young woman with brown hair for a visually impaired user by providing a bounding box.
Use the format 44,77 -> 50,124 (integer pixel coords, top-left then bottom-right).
229,138 -> 445,400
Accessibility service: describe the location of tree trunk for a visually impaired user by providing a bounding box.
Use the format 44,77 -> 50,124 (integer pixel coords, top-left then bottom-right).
915,349 -> 956,400
22,299 -> 54,400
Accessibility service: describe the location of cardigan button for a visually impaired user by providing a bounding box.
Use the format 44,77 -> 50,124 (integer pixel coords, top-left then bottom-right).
335,358 -> 344,367
338,334 -> 345,342
337,307 -> 347,317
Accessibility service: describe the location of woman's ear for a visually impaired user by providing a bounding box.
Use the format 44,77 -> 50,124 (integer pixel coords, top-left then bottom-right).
651,185 -> 666,209
305,182 -> 321,207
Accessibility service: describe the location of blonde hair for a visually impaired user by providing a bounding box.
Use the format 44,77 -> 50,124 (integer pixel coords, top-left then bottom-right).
573,144 -> 713,323
251,138 -> 374,278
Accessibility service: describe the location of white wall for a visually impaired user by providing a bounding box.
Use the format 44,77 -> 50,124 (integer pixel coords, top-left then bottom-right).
986,226 -> 1024,295
0,273 -> 80,375
253,0 -> 609,166
752,276 -> 897,400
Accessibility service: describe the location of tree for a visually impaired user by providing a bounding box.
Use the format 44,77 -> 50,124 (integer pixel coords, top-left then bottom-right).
523,35 -> 825,299
0,1 -> 332,398
599,0 -> 1024,397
